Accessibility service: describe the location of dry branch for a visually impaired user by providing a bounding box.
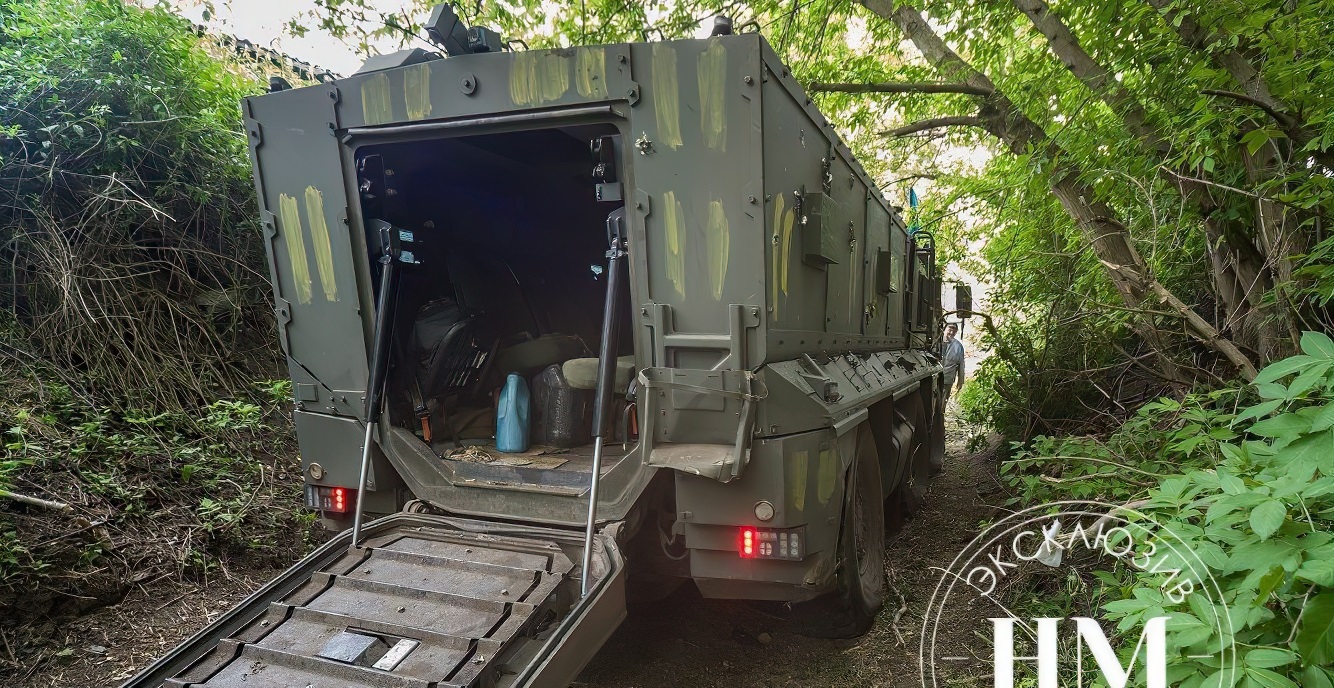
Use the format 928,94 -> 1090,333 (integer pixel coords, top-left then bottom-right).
1,490 -> 72,512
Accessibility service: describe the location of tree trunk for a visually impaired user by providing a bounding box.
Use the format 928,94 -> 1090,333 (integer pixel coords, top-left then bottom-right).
859,0 -> 1259,380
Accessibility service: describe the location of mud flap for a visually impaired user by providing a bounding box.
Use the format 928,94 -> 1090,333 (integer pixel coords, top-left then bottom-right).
119,514 -> 626,688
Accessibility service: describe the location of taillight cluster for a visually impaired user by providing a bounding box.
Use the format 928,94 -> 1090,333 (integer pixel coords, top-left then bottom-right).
305,485 -> 356,514
737,525 -> 805,560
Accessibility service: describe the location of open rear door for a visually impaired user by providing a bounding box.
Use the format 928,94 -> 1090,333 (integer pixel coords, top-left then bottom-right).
119,514 -> 626,688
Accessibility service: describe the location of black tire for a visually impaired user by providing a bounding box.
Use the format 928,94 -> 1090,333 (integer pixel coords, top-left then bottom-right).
888,393 -> 931,524
793,426 -> 885,638
928,379 -> 947,475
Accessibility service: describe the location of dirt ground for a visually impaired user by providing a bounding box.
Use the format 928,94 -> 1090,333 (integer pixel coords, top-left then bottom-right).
12,416 -> 1004,688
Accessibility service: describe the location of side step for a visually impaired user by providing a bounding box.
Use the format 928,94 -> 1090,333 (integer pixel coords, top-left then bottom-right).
120,514 -> 626,688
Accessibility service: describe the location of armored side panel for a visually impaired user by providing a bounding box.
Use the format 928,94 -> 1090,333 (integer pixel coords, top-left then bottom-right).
628,36 -> 767,373
756,40 -> 911,359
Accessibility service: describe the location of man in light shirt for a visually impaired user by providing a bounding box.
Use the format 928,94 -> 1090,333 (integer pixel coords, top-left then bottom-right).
941,322 -> 965,403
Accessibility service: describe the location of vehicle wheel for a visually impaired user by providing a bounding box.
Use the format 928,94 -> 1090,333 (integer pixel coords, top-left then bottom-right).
928,381 -> 947,475
793,426 -> 885,638
888,394 -> 931,525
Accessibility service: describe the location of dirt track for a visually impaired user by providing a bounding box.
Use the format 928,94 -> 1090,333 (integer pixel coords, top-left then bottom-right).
13,417 -> 1002,687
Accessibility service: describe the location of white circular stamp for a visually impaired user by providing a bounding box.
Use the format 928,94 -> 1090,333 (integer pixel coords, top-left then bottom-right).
920,500 -> 1236,688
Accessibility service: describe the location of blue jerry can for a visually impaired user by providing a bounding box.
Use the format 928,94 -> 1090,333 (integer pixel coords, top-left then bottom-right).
496,373 -> 531,453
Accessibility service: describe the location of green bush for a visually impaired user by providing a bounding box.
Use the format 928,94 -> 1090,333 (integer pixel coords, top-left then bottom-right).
0,0 -> 273,409
1003,332 -> 1334,686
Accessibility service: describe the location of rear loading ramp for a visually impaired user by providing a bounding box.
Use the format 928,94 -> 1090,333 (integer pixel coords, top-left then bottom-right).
120,514 -> 625,688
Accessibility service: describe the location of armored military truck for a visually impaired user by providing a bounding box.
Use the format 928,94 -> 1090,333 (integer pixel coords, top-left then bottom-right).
124,7 -> 945,687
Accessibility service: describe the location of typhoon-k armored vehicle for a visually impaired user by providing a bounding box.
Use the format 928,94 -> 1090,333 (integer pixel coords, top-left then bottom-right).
124,7 -> 947,687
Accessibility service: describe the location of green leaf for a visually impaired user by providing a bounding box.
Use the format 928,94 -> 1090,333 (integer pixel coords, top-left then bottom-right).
1288,362 -> 1332,397
1297,593 -> 1334,666
1302,331 -> 1334,359
1310,403 -> 1334,433
1298,559 -> 1334,586
1228,539 -> 1301,573
1250,414 -> 1312,439
1255,383 -> 1290,400
1235,399 -> 1284,424
1302,666 -> 1334,688
1250,500 -> 1287,539
1198,669 -> 1233,688
1218,471 -> 1246,495
1241,129 -> 1273,155
1245,667 -> 1298,688
1254,355 -> 1316,384
1244,647 -> 1297,669
1256,565 -> 1287,600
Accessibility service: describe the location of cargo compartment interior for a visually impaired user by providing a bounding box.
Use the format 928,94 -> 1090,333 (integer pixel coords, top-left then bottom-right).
354,125 -> 636,482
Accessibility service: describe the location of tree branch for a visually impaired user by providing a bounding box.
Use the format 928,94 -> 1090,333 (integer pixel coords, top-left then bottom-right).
1202,89 -> 1293,128
880,115 -> 983,137
808,81 -> 992,96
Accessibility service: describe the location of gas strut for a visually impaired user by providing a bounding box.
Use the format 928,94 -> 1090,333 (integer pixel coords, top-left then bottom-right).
351,219 -> 414,548
581,207 -> 627,596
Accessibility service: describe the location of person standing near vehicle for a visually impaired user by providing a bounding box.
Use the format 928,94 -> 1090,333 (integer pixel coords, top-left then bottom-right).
941,322 -> 965,403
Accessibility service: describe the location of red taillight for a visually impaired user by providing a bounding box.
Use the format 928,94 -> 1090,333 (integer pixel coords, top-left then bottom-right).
306,485 -> 356,513
739,527 -> 757,558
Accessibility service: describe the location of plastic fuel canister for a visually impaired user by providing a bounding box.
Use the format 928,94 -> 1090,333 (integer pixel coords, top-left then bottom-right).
496,373 -> 531,453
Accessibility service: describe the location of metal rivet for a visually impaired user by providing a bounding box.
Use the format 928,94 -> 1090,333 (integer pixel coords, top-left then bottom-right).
397,606 -> 406,613
500,589 -> 509,596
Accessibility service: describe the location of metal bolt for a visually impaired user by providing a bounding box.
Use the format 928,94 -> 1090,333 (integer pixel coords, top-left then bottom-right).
744,75 -> 754,85
617,54 -> 628,63
500,589 -> 509,596
747,195 -> 757,204
397,606 -> 406,613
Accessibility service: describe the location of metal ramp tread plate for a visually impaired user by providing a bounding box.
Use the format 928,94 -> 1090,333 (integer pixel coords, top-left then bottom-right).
161,527 -> 574,688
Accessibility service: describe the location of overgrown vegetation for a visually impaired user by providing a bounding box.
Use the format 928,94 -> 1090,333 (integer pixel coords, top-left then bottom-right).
0,0 -> 315,642
998,333 -> 1334,686
1,0 -> 273,410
